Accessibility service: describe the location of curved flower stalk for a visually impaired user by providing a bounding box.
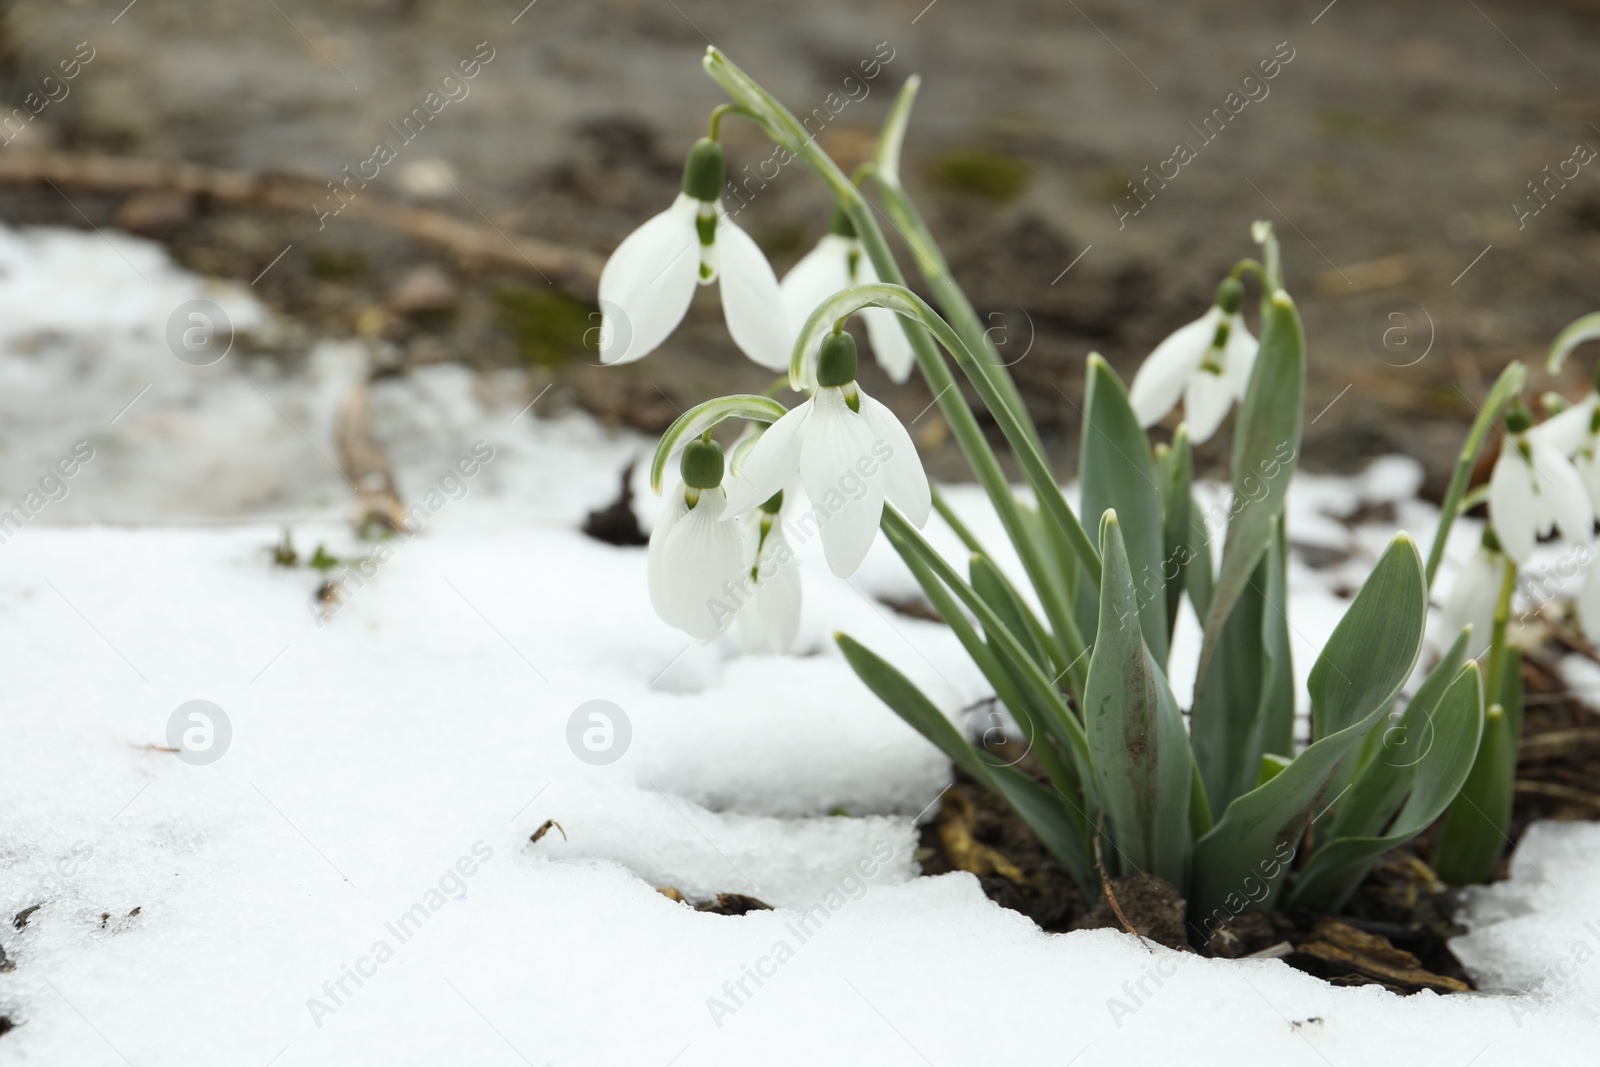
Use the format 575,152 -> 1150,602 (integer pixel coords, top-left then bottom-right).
781,208 -> 915,383
1129,277 -> 1258,444
649,438 -> 750,640
1486,401 -> 1592,564
726,331 -> 930,577
598,137 -> 788,369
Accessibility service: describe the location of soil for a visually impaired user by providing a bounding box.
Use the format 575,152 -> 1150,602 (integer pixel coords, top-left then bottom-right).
5,0 -> 1600,492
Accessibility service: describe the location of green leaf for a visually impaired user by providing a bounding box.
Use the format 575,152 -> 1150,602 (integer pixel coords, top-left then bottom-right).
871,75 -> 920,187
1185,492 -> 1215,622
1290,663 -> 1484,912
835,632 -> 1095,895
1083,511 -> 1193,886
649,394 -> 789,494
1190,518 -> 1291,814
1324,628 -> 1472,842
1157,428 -> 1194,647
1195,289 -> 1305,693
1079,355 -> 1168,665
1434,650 -> 1523,885
1189,534 -> 1426,924
970,555 -> 1050,671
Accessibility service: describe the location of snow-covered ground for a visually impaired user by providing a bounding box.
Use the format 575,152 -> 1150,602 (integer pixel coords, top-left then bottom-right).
2,225 -> 1598,1065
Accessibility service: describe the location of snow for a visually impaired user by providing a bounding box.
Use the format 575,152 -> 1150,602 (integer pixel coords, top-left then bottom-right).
1,224 -> 1597,1065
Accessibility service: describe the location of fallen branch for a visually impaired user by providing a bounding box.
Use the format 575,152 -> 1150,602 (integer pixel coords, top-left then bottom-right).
0,149 -> 604,295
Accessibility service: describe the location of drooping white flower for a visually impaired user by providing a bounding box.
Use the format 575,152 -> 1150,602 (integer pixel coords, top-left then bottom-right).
1439,535 -> 1508,660
648,439 -> 750,640
725,331 -> 931,578
599,138 -> 789,369
781,210 -> 914,383
1487,403 -> 1594,564
737,492 -> 802,654
1128,277 -> 1258,444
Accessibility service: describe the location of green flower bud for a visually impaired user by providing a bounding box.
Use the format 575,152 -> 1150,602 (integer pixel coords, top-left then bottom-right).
681,138 -> 726,202
1505,402 -> 1533,435
681,439 -> 725,489
1215,276 -> 1245,315
828,204 -> 857,238
817,331 -> 859,388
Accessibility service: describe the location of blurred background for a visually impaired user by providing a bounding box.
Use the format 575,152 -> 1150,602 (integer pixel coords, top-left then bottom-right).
3,0 -> 1600,519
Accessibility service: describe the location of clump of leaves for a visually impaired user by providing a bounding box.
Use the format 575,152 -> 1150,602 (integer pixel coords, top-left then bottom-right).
616,50 -> 1514,941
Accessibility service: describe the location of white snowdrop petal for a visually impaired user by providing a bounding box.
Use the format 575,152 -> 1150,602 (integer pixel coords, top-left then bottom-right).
1128,309 -> 1218,428
1489,448 -> 1538,563
741,529 -> 802,654
1529,396 -> 1595,457
658,491 -> 748,639
1533,444 -> 1595,548
780,235 -> 853,334
716,215 -> 791,370
1576,453 -> 1600,513
725,403 -> 810,516
800,389 -> 888,577
597,193 -> 701,365
1580,557 -> 1600,639
1222,311 -> 1258,401
647,483 -> 692,621
1183,364 -> 1234,445
862,306 -> 917,383
859,392 -> 931,526
1440,548 -> 1498,660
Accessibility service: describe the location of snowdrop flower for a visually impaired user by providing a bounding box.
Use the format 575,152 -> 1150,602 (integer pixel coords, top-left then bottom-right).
1439,530 -> 1508,660
725,331 -> 931,577
781,208 -> 915,383
649,439 -> 750,640
1487,402 -> 1594,564
598,138 -> 789,369
1129,277 -> 1257,444
737,490 -> 802,654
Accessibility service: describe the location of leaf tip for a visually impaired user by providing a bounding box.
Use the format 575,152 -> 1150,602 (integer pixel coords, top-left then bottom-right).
1271,288 -> 1296,310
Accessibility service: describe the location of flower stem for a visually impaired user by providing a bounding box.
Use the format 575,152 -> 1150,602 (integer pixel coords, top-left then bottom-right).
706,104 -> 759,142
1423,362 -> 1527,588
702,47 -> 1095,686
1484,556 -> 1518,703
